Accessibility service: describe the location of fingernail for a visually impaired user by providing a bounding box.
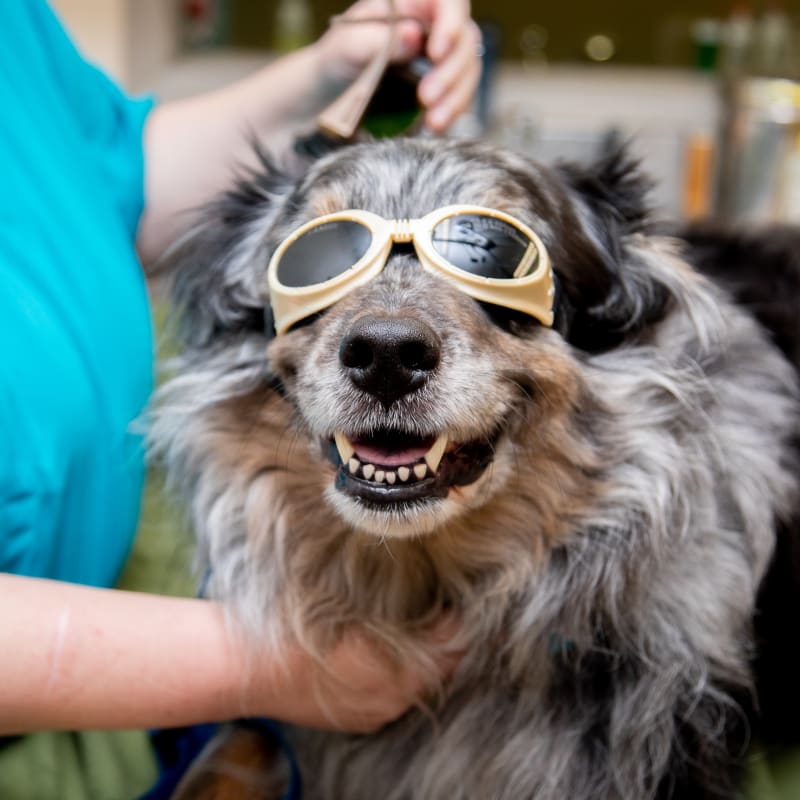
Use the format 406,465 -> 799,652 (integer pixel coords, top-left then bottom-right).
418,78 -> 440,106
426,107 -> 449,132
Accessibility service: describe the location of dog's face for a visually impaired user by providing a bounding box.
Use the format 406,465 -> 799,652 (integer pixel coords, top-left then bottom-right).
164,138 -> 671,544
269,249 -> 575,538
266,153 -> 582,538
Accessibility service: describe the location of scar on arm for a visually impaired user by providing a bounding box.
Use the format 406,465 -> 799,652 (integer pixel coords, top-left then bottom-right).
45,607 -> 71,695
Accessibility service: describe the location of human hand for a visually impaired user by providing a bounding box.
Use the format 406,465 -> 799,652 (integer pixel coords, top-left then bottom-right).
317,0 -> 482,133
245,615 -> 462,733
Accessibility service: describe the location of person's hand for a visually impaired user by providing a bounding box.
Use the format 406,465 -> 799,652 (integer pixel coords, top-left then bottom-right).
244,615 -> 462,733
317,0 -> 482,133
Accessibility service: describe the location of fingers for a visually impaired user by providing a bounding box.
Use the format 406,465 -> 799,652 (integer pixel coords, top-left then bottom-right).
240,614 -> 463,735
313,632 -> 418,733
312,615 -> 464,733
419,18 -> 483,132
319,0 -> 480,132
426,0 -> 470,62
395,0 -> 482,132
318,0 -> 417,84
421,610 -> 461,643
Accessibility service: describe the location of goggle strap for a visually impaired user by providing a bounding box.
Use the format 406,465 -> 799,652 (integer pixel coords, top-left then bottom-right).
550,273 -> 573,336
263,305 -> 276,339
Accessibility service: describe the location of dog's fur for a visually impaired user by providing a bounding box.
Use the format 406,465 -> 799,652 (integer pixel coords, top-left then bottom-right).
152,137 -> 800,799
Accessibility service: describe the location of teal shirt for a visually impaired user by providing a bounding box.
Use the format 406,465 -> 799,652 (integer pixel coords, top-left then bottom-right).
0,1 -> 154,586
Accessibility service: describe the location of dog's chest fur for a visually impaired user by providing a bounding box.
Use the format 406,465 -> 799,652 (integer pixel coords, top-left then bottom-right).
155,138 -> 800,799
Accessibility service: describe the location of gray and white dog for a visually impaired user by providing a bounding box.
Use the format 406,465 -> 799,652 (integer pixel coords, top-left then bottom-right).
152,137 -> 800,799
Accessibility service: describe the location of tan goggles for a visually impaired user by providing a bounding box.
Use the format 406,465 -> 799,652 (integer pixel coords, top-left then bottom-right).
266,205 -> 555,334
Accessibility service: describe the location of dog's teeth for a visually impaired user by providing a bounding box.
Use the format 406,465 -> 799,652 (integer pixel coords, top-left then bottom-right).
386,471 -> 397,484
413,463 -> 428,480
348,458 -> 360,474
334,431 -> 355,464
424,434 -> 448,473
397,466 -> 410,482
362,464 -> 376,480
374,470 -> 386,483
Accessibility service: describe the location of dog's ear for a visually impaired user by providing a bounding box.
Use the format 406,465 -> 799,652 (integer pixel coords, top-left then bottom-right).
554,139 -> 670,351
160,147 -> 299,350
559,136 -> 651,235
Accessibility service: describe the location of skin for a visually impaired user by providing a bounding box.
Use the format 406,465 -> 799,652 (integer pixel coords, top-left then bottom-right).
0,574 -> 459,735
2,0 -> 476,736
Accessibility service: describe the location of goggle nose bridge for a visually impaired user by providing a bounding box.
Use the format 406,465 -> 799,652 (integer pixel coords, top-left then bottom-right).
388,218 -> 415,244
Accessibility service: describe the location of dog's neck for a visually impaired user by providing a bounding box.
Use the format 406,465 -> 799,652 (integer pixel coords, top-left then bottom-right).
230,453 -> 597,659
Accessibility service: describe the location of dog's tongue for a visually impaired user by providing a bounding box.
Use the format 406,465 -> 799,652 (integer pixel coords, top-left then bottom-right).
352,440 -> 431,467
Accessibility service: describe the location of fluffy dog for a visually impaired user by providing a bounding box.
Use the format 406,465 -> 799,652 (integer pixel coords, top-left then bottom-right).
152,137 -> 800,799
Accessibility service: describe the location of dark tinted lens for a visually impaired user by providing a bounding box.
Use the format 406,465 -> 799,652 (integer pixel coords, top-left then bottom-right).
276,220 -> 372,288
431,214 -> 538,280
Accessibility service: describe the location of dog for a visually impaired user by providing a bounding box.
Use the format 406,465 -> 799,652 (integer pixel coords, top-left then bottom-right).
151,136 -> 800,799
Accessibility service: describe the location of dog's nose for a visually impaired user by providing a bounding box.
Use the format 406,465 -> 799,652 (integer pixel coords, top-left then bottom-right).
339,315 -> 440,407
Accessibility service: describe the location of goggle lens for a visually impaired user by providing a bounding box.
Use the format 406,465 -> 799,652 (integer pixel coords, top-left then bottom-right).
431,214 -> 540,280
276,219 -> 372,287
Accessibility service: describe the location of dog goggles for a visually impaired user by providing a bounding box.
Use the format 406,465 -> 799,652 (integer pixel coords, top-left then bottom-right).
267,206 -> 555,334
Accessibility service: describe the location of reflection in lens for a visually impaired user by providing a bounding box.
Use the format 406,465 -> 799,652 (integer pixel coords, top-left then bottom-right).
431,214 -> 538,280
276,220 -> 372,288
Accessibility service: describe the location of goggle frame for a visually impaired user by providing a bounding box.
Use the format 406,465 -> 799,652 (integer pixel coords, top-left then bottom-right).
266,205 -> 555,335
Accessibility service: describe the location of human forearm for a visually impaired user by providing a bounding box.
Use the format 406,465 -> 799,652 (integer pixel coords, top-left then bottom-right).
0,573 -> 458,735
137,43 -> 336,266
0,574 -> 252,733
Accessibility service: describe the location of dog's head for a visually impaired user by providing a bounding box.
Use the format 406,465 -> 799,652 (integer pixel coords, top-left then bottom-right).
154,133 -> 800,655
158,137 -> 688,543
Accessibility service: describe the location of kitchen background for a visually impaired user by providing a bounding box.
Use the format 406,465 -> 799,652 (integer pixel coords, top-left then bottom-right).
52,0 -> 800,222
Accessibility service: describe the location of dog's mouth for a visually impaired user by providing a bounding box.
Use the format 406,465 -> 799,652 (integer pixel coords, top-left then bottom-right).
324,428 -> 499,507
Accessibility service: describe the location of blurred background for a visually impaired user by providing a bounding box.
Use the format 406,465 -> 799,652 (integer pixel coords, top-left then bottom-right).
52,0 -> 800,222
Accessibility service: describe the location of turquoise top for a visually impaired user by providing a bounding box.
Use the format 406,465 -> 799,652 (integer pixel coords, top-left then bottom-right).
0,2 -> 154,586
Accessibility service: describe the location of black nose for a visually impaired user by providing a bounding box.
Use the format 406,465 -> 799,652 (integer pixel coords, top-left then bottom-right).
339,315 -> 441,407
